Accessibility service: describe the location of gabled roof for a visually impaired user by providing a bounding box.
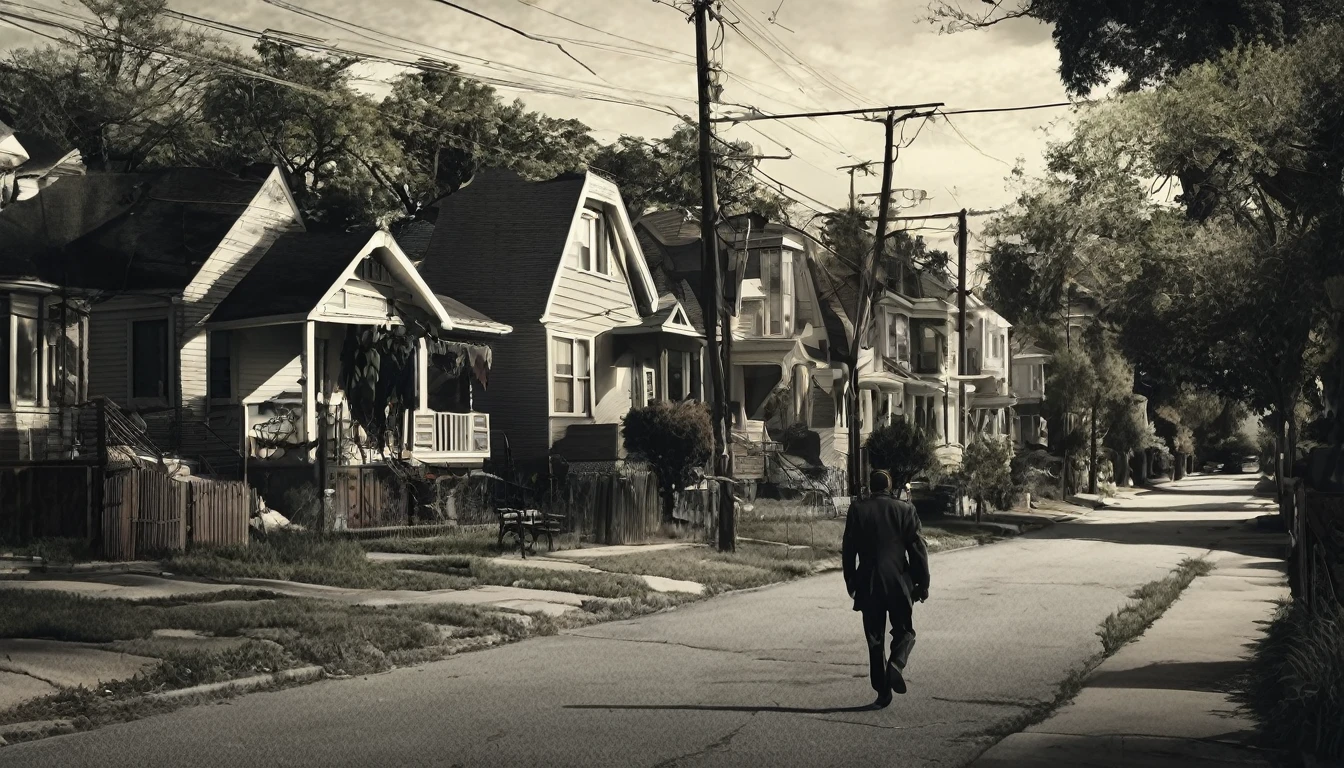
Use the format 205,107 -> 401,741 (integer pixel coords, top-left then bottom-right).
210,229 -> 490,334
435,293 -> 511,335
635,223 -> 707,334
611,293 -> 701,338
418,169 -> 628,327
0,167 -> 272,290
210,228 -> 380,323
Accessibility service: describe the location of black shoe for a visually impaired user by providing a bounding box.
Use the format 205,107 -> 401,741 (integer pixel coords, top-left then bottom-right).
888,662 -> 907,695
871,692 -> 893,709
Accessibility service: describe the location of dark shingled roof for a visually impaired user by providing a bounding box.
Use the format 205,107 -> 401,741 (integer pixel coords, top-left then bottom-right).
635,223 -> 707,334
392,214 -> 436,262
417,169 -> 587,326
0,167 -> 271,290
434,293 -> 502,328
210,228 -> 377,323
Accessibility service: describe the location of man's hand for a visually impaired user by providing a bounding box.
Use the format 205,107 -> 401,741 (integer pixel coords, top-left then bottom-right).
915,586 -> 929,603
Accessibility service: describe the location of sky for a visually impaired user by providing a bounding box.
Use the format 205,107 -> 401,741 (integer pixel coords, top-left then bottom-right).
0,0 -> 1077,278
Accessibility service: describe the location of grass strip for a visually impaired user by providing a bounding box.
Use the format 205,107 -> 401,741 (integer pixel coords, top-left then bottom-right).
980,557 -> 1214,742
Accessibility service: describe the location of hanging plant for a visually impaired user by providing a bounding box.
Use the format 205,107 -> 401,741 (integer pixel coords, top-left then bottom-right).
339,302 -> 439,456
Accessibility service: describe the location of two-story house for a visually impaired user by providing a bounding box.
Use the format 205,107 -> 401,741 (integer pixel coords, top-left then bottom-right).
2,165 -> 509,526
417,170 -> 696,475
1010,338 -> 1050,450
637,211 -> 848,488
962,295 -> 1017,440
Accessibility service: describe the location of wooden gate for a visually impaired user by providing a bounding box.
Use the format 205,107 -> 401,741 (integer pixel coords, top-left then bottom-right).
188,477 -> 255,548
102,470 -> 255,559
102,469 -> 187,559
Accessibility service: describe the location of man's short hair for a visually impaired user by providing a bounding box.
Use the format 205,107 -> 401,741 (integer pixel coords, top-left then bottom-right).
870,470 -> 892,493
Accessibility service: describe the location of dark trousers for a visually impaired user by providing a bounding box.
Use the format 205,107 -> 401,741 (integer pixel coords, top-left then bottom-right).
862,603 -> 916,693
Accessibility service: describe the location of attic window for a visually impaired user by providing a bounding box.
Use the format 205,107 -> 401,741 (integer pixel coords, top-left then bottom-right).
671,307 -> 689,327
576,210 -> 609,275
359,257 -> 391,284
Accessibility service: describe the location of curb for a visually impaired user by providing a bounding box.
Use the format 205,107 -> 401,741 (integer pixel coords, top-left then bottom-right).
0,719 -> 78,745
145,665 -> 325,702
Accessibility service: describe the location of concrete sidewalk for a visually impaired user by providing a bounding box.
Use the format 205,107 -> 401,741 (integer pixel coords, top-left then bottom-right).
970,543 -> 1287,767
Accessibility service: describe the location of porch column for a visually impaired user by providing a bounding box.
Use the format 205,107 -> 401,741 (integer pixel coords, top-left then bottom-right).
417,338 -> 429,411
303,321 -> 316,460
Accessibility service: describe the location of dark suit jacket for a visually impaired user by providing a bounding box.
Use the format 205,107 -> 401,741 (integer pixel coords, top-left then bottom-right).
842,492 -> 930,612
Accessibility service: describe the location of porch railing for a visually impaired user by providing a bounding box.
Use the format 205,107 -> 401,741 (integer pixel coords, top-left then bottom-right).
409,411 -> 490,457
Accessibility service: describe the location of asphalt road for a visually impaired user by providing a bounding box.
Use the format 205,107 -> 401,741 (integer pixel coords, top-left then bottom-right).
3,475 -> 1280,768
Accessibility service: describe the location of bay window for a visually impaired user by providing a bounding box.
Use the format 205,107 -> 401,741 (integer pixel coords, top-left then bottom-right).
552,335 -> 591,415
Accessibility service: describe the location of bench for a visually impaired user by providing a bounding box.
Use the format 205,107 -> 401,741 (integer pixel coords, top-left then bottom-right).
494,508 -> 566,555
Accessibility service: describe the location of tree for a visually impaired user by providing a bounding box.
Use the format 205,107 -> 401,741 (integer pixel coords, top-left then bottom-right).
621,401 -> 714,524
956,434 -> 1015,523
379,68 -> 597,218
0,0 -> 218,169
588,124 -> 791,222
864,421 -> 937,490
199,41 -> 404,228
927,0 -> 1341,96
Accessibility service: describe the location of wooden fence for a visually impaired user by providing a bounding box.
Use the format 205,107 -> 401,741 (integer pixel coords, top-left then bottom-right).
0,463 -> 95,545
102,468 -> 256,560
1294,480 -> 1344,611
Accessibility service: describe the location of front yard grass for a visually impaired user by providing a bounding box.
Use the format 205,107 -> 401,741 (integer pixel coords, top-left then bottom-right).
0,587 -> 546,740
736,515 -> 1007,558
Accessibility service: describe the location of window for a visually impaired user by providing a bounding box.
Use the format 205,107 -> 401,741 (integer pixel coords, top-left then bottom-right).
739,299 -> 765,336
761,248 -> 793,336
14,315 -> 37,402
1031,364 -> 1044,393
132,319 -> 170,400
209,332 -> 231,400
358,257 -> 391,284
0,297 -> 9,408
667,352 -> 687,401
552,336 -> 590,414
887,313 -> 909,363
576,211 -> 608,274
642,366 -> 657,406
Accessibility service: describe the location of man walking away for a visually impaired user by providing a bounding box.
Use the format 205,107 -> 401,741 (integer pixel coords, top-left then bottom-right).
842,470 -> 930,709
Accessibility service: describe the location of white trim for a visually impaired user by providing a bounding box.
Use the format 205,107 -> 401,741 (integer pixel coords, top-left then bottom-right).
540,172 -> 660,325
308,231 -> 455,330
207,313 -> 309,331
127,314 -> 174,407
548,331 -> 594,417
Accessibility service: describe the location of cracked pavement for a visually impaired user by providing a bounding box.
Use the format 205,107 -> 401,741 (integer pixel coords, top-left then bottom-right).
1,476 -> 1280,768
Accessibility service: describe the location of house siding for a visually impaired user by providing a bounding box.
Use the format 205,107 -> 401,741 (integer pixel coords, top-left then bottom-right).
235,325 -> 304,403
87,296 -> 175,405
177,172 -> 303,464
544,201 -> 641,454
473,324 -> 549,467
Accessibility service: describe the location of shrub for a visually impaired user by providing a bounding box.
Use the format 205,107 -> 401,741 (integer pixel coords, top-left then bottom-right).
1243,600 -> 1344,760
622,400 -> 714,523
864,420 -> 936,489
954,434 -> 1015,518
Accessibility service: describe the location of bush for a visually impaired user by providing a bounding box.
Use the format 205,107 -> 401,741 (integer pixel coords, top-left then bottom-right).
954,434 -> 1015,515
1243,600 -> 1344,760
281,483 -> 323,529
622,401 -> 714,523
864,420 -> 936,488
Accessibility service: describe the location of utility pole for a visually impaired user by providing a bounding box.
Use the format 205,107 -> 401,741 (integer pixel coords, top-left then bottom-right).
844,111 -> 896,495
956,209 -> 968,447
837,161 -> 874,208
694,0 -> 735,552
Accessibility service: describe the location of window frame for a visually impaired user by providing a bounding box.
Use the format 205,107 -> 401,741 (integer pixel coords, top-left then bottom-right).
208,330 -> 234,403
574,209 -> 611,277
549,333 -> 593,416
129,316 -> 173,405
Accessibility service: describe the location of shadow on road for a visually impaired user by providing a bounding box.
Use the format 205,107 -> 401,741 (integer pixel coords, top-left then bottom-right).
1038,519 -> 1282,558
565,703 -> 879,714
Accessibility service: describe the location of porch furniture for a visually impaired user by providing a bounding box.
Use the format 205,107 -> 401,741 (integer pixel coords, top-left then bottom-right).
494,507 -> 566,555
